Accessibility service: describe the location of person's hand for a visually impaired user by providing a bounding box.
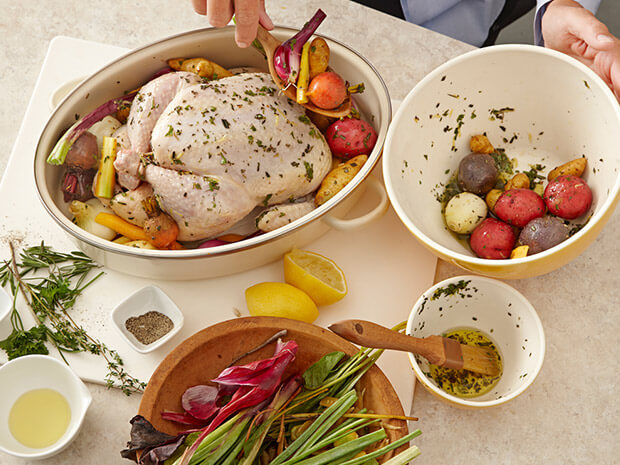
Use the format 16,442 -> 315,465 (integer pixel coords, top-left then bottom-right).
192,0 -> 274,48
542,0 -> 620,100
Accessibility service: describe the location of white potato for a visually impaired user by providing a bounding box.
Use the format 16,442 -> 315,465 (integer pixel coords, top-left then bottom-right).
444,192 -> 488,234
88,116 -> 122,153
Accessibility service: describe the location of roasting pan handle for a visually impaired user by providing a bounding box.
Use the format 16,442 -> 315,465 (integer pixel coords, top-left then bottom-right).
322,176 -> 389,231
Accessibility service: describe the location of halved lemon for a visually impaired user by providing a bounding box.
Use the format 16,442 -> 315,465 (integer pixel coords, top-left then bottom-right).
283,249 -> 347,306
245,282 -> 319,323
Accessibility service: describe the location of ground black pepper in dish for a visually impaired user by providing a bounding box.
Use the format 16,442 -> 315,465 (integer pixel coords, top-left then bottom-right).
125,311 -> 174,345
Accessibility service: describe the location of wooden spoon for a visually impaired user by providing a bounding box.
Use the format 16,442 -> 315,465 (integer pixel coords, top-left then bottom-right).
255,25 -> 352,118
329,319 -> 501,377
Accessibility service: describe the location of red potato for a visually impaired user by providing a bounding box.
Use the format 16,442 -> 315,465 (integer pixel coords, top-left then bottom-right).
470,218 -> 516,259
308,72 -> 347,109
544,175 -> 592,219
325,118 -> 378,159
494,188 -> 545,228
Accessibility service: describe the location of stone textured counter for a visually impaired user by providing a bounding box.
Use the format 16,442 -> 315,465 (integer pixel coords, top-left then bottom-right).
0,0 -> 618,464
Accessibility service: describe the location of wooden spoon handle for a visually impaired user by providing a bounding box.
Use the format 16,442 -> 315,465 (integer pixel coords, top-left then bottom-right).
328,319 -> 445,365
256,25 -> 280,53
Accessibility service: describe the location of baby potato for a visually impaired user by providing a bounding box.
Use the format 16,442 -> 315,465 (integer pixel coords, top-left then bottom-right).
470,218 -> 516,259
548,157 -> 587,182
494,188 -> 546,228
485,189 -> 503,211
444,192 -> 488,234
325,119 -> 377,158
517,216 -> 569,255
469,134 -> 495,154
309,38 -> 330,79
167,57 -> 233,79
315,155 -> 367,206
457,152 -> 499,195
505,173 -> 530,191
544,175 -> 592,219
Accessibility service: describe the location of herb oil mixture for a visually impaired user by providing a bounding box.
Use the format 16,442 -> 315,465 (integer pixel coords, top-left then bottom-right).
429,328 -> 502,398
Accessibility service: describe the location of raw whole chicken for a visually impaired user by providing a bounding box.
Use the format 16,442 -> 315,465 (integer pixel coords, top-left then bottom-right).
114,71 -> 331,241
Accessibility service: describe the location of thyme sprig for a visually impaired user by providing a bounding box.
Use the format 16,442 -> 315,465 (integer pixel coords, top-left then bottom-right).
0,242 -> 145,395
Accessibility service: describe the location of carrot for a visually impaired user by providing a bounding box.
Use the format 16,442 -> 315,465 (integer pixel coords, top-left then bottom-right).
95,212 -> 184,250
95,212 -> 149,241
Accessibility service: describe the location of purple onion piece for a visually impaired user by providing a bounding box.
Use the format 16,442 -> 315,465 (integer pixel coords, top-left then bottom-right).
181,385 -> 219,420
47,91 -> 137,166
273,46 -> 290,82
274,9 -> 327,84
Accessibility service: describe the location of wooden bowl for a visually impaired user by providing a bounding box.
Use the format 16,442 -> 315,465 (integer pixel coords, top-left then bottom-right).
139,317 -> 408,460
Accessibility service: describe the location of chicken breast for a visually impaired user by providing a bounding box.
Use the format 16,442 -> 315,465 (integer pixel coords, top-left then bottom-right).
150,73 -> 332,205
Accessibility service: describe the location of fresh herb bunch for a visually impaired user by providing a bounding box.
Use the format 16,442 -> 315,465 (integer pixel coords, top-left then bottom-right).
0,242 -> 145,395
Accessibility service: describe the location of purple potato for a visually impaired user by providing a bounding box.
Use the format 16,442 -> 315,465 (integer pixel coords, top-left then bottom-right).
517,216 -> 569,255
457,152 -> 498,195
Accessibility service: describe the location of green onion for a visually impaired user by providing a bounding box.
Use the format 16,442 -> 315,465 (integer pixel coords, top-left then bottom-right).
271,390 -> 358,465
194,418 -> 249,465
378,445 -> 421,465
337,429 -> 422,465
292,429 -> 387,465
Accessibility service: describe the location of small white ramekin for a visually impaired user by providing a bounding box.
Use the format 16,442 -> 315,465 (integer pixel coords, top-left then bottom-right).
407,276 -> 545,408
0,355 -> 92,459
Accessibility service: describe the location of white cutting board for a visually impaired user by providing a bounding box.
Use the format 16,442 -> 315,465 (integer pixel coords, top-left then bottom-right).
0,36 -> 437,414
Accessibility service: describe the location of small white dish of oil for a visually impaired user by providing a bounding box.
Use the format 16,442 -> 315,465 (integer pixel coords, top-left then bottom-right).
0,355 -> 92,459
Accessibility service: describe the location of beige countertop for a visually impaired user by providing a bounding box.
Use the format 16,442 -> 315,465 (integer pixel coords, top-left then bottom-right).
1,0 -> 618,464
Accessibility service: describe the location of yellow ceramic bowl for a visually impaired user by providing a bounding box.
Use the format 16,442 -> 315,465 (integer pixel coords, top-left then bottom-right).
384,45 -> 620,279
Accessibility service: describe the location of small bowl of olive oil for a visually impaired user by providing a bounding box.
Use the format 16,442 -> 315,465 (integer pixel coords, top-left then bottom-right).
407,276 -> 545,408
0,355 -> 92,459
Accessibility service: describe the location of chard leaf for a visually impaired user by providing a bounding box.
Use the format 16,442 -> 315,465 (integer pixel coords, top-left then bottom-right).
303,351 -> 345,389
120,415 -> 179,463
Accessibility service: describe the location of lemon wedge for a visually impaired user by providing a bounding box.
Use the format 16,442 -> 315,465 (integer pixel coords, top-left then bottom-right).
245,282 -> 319,323
283,249 -> 347,306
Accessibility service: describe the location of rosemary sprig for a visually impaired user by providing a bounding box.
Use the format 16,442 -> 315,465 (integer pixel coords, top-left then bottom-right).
0,242 -> 145,395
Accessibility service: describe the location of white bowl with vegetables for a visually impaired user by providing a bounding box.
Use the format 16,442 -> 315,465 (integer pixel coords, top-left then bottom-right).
35,20 -> 391,280
384,45 -> 620,279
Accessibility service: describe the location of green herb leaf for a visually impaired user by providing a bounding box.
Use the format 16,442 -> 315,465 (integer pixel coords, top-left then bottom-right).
303,351 -> 345,389
0,325 -> 49,360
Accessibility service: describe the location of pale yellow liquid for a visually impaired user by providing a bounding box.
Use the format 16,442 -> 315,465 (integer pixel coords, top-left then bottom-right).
9,389 -> 71,448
